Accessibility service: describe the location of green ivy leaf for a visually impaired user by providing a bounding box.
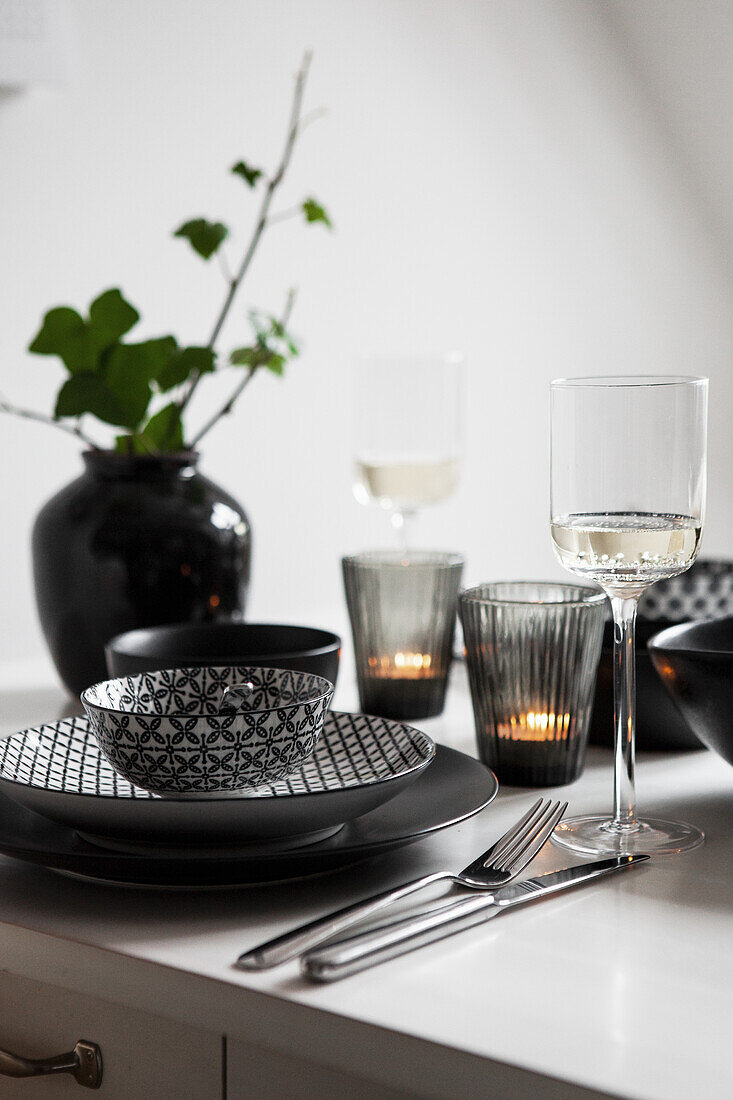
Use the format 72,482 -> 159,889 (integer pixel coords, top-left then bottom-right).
247,310 -> 267,340
113,433 -> 151,456
229,346 -> 263,368
173,218 -> 229,259
55,374 -> 126,426
28,307 -> 83,354
267,318 -> 299,356
235,310 -> 300,377
231,161 -> 263,188
139,336 -> 179,378
105,336 -> 177,380
249,311 -> 300,357
302,197 -> 332,228
102,342 -> 175,429
157,346 -> 215,392
230,346 -> 285,375
28,307 -> 97,374
29,291 -> 143,376
139,402 -> 184,451
88,289 -> 140,345
264,353 -> 286,376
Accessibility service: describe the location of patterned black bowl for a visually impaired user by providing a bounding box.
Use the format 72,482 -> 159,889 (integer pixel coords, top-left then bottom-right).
82,666 -> 334,795
106,622 -> 341,686
648,618 -> 733,766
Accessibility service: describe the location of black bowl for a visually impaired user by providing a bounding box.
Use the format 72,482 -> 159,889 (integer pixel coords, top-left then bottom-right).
105,622 -> 341,685
648,617 -> 733,766
587,559 -> 733,752
589,617 -> 703,751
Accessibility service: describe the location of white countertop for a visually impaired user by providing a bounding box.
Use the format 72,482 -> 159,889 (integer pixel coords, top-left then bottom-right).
0,665 -> 732,1099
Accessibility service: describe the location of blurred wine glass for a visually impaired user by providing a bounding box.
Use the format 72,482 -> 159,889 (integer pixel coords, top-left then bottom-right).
352,353 -> 463,546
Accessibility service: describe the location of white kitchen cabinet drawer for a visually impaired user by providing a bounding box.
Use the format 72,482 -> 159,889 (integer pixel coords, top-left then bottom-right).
0,970 -> 222,1098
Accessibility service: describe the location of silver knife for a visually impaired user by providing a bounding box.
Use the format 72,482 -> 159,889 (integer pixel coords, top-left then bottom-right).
301,854 -> 649,982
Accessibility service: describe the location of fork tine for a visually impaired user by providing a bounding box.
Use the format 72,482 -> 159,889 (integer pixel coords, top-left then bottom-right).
482,798 -> 550,870
493,800 -> 563,872
475,798 -> 546,869
503,800 -> 568,876
491,800 -> 555,871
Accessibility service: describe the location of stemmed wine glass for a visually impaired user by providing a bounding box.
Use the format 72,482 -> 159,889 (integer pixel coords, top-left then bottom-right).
352,354 -> 463,548
550,376 -> 708,855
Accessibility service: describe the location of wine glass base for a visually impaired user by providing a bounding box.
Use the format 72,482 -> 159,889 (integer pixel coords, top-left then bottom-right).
552,814 -> 704,856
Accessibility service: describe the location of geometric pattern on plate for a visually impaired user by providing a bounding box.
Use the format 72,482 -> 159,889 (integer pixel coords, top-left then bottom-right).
81,666 -> 334,792
0,711 -> 435,800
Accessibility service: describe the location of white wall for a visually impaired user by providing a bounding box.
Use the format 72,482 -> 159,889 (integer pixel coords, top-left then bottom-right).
1,0 -> 732,677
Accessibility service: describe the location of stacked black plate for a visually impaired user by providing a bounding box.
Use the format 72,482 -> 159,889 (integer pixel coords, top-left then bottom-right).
0,713 -> 497,888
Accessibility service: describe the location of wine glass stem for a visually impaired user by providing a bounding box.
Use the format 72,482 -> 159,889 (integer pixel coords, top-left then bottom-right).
392,509 -> 418,550
609,594 -> 639,830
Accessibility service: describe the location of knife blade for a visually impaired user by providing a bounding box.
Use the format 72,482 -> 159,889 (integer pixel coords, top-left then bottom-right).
301,854 -> 649,982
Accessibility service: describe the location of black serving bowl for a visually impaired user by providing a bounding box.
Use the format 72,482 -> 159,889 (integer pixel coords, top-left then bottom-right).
588,560 -> 733,752
648,617 -> 733,766
589,617 -> 703,751
105,622 -> 341,685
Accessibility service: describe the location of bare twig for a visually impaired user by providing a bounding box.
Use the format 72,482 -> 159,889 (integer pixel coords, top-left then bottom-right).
216,247 -> 233,284
298,106 -> 328,132
190,288 -> 297,449
178,51 -> 312,432
266,205 -> 303,226
0,394 -> 102,449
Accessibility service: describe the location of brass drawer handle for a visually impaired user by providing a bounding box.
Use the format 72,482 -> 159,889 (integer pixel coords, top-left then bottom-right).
0,1039 -> 102,1089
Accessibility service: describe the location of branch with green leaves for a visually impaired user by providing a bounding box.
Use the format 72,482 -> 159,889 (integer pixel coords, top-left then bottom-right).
191,287 -> 297,448
2,52 -> 331,455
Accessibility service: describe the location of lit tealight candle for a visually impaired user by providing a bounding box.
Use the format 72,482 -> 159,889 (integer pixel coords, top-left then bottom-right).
362,650 -> 447,719
368,652 -> 436,679
496,711 -> 573,743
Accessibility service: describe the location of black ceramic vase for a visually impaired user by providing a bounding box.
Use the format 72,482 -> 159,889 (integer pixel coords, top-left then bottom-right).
32,451 -> 251,696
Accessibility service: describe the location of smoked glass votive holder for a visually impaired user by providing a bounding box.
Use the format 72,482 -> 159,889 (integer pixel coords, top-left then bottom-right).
342,551 -> 464,721
459,582 -> 606,787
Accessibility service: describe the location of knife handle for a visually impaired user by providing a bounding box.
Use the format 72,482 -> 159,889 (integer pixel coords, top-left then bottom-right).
302,854 -> 649,982
236,870 -> 451,970
302,893 -> 497,982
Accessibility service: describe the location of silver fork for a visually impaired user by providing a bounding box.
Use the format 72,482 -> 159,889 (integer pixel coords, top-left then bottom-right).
236,797 -> 567,970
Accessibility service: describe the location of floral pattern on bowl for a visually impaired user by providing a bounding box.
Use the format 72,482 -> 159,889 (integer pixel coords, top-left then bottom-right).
81,666 -> 334,795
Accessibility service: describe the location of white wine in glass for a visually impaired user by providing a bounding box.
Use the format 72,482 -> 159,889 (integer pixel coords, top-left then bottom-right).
550,376 -> 708,856
354,457 -> 460,511
551,512 -> 702,595
353,354 -> 463,546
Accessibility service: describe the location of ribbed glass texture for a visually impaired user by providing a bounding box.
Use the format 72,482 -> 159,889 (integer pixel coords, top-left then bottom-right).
343,552 -> 464,720
459,582 -> 606,786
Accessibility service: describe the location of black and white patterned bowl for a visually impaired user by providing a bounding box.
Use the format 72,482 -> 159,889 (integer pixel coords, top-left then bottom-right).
81,666 -> 334,795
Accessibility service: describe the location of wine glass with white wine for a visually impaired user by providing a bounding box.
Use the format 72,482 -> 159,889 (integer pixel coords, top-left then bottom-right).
352,353 -> 463,547
550,375 -> 708,855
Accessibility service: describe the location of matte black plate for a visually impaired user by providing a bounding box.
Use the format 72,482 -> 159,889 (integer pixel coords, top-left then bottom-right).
0,746 -> 497,888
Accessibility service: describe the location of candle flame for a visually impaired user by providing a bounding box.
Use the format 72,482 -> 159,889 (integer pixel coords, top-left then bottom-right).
394,651 -> 431,670
367,652 -> 434,678
497,712 -> 573,742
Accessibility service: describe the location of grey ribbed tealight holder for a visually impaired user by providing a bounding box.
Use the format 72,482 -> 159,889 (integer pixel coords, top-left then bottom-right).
342,551 -> 464,721
459,582 -> 606,787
